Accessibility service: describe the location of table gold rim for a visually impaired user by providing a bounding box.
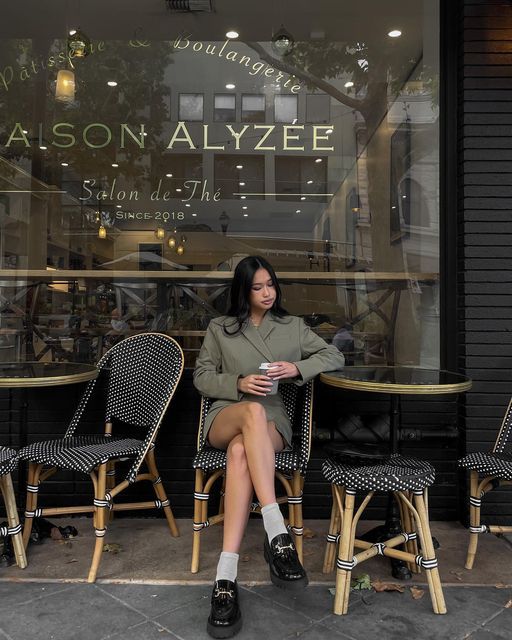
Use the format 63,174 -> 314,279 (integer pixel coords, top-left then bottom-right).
319,372 -> 472,395
0,365 -> 98,388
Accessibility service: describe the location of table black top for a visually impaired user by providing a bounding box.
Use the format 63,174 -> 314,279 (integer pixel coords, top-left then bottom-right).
0,362 -> 98,388
320,366 -> 472,395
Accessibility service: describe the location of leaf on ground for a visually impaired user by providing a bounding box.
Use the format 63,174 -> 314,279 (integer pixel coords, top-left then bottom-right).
50,527 -> 62,540
240,555 -> 251,563
505,599 -> 512,608
450,570 -> 464,582
410,586 -> 425,600
351,573 -> 372,591
303,528 -> 316,539
102,543 -> 122,554
328,587 -> 336,596
495,583 -> 509,589
65,558 -> 78,564
371,580 -> 404,593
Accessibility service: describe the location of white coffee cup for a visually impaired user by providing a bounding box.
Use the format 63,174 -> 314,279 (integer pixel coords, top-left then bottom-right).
259,362 -> 279,395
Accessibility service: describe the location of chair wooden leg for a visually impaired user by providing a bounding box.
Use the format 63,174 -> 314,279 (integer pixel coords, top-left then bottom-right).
323,484 -> 341,574
22,463 -> 42,549
88,462 -> 108,583
334,487 -> 356,615
412,490 -> 446,615
466,470 -> 482,570
191,469 -> 206,574
395,490 -> 419,574
106,461 -> 116,524
0,474 -> 27,569
146,449 -> 179,537
291,472 -> 304,563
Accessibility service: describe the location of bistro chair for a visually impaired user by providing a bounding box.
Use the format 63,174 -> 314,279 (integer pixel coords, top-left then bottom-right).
191,381 -> 313,573
19,332 -> 184,582
458,398 -> 512,569
322,455 -> 446,615
0,447 -> 27,569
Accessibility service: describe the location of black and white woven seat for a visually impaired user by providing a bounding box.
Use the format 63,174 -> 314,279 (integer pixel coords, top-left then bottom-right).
322,455 -> 436,493
0,447 -> 18,477
191,381 -> 313,573
458,397 -> 512,569
20,333 -> 184,583
322,454 -> 445,616
459,452 -> 512,481
0,447 -> 27,569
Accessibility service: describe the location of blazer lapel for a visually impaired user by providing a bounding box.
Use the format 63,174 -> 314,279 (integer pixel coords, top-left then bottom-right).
240,314 -> 275,362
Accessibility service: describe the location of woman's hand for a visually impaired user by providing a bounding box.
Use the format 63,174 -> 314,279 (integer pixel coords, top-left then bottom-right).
237,374 -> 274,396
266,361 -> 300,381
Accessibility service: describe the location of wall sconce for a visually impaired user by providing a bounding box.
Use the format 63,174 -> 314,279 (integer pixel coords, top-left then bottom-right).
176,244 -> 185,256
271,25 -> 295,56
168,236 -> 176,249
68,28 -> 91,59
155,226 -> 165,239
55,69 -> 75,103
98,224 -> 107,239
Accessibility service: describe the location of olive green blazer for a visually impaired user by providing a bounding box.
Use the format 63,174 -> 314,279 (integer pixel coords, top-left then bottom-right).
193,313 -> 345,446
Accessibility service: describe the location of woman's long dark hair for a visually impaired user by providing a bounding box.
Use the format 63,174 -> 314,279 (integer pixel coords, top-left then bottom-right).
223,256 -> 288,335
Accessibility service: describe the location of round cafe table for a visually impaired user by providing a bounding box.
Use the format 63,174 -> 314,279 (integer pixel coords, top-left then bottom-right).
320,366 -> 472,579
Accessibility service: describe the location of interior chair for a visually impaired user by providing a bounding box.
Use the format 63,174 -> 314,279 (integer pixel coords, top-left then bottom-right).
19,332 -> 184,582
458,397 -> 512,569
0,447 -> 27,569
191,381 -> 314,573
322,455 -> 446,615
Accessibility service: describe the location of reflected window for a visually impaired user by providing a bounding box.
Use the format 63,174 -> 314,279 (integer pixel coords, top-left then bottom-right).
179,94 -> 203,121
274,95 -> 298,123
214,94 -> 236,122
214,155 -> 265,201
159,154 -> 203,199
275,156 -> 327,202
242,94 -> 265,123
306,94 -> 330,123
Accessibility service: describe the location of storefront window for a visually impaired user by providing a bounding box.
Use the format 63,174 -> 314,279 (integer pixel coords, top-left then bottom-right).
0,1 -> 440,368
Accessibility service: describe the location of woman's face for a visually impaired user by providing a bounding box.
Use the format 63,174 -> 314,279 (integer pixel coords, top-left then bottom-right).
249,268 -> 276,314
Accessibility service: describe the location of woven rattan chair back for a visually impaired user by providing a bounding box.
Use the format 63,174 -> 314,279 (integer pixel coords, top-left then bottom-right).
492,397 -> 512,454
65,332 -> 184,482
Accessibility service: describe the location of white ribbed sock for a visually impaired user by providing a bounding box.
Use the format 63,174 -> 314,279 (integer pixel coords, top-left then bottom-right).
261,502 -> 287,543
215,551 -> 239,583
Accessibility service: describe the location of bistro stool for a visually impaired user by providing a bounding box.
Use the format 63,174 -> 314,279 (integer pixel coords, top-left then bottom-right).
458,397 -> 512,569
0,447 -> 27,569
322,455 -> 446,615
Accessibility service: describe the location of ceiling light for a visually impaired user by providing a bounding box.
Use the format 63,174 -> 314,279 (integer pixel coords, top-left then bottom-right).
239,181 -> 245,186
55,69 -> 75,103
295,209 -> 301,213
240,195 -> 246,199
176,188 -> 182,192
226,30 -> 239,39
116,205 -> 122,208
242,206 -> 248,210
67,27 -> 90,58
192,213 -> 197,216
111,163 -> 118,167
271,25 -> 295,57
61,162 -> 68,167
168,236 -> 176,249
22,129 -> 28,134
39,145 -> 47,150
243,213 -> 248,217
166,173 -> 173,177
98,225 -> 106,239
176,244 -> 185,256
185,203 -> 191,207
236,164 -> 243,169
307,180 -> 313,184
402,195 -> 407,199
344,81 -> 354,88
107,81 -> 118,87
388,29 -> 402,38
315,158 -> 322,163
300,196 -> 306,201
226,83 -> 235,90
326,128 -> 333,134
69,29 -> 77,36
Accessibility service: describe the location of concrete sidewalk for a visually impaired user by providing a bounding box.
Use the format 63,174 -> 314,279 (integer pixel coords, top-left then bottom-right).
0,582 -> 511,640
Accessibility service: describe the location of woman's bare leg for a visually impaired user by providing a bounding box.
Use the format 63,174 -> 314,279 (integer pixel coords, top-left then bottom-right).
222,434 -> 253,553
208,402 -> 284,508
